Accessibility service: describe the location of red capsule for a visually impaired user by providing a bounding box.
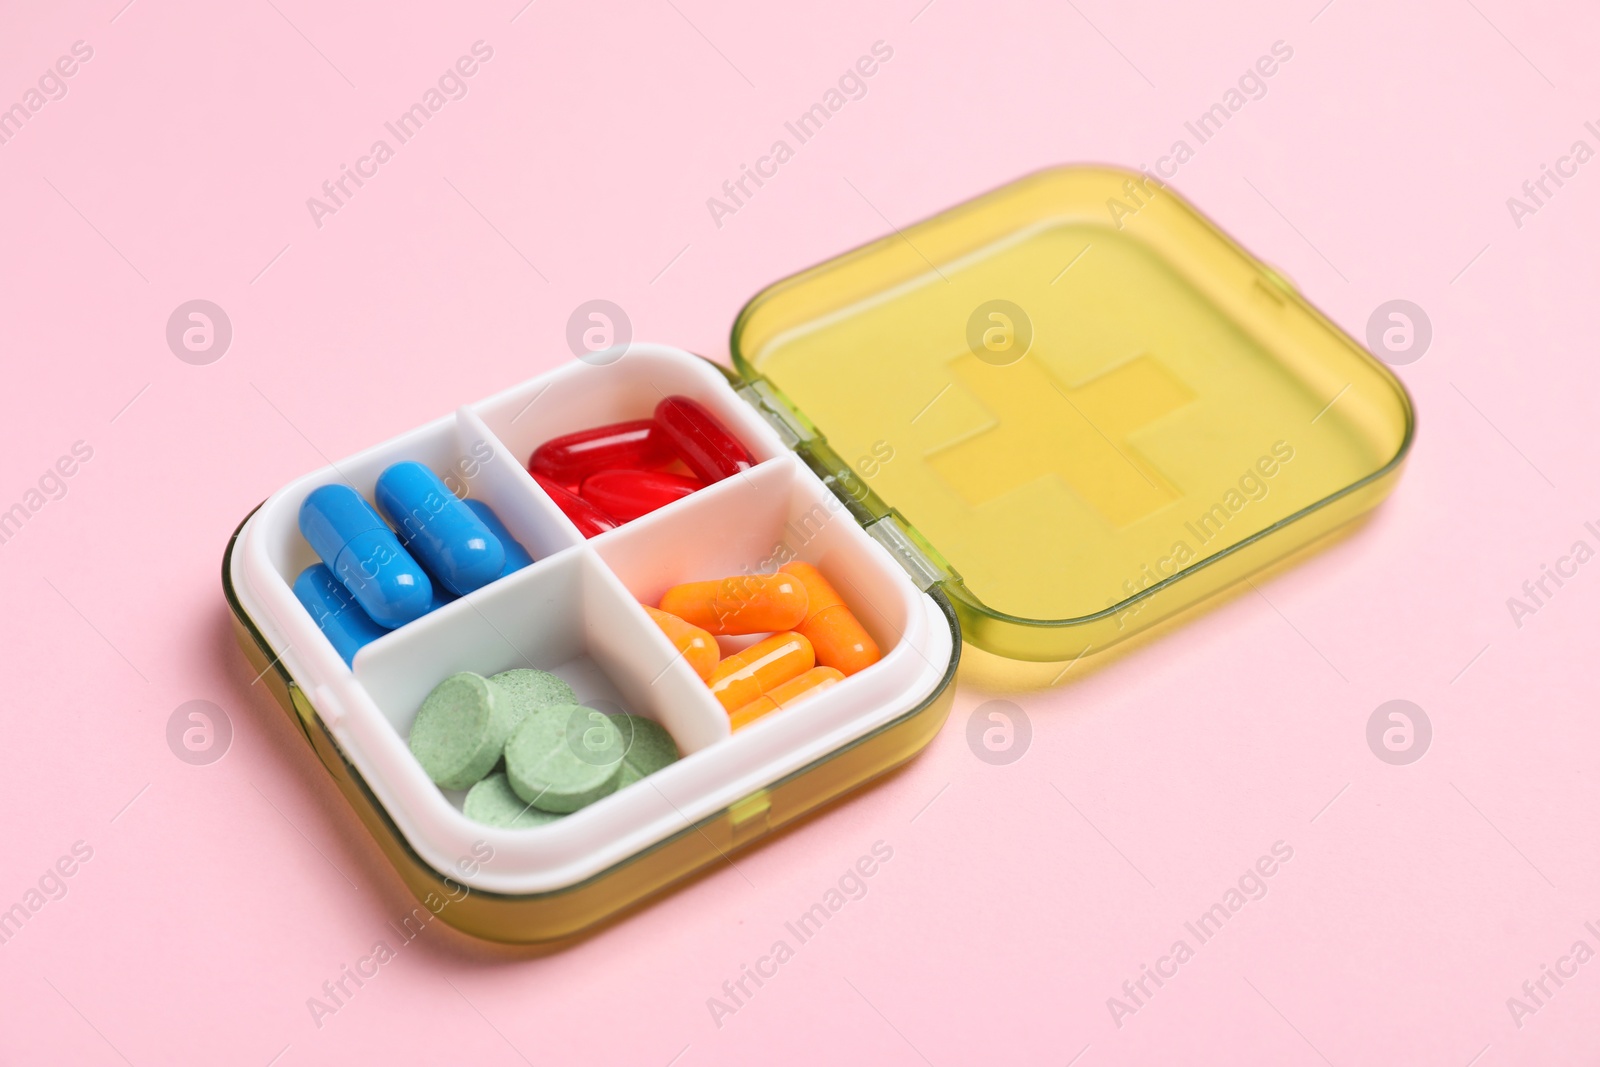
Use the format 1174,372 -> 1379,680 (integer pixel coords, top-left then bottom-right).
580,469 -> 703,522
654,396 -> 755,484
529,419 -> 674,487
530,472 -> 619,538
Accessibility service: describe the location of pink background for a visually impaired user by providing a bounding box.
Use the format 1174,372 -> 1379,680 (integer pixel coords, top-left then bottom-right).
2,0 -> 1597,1062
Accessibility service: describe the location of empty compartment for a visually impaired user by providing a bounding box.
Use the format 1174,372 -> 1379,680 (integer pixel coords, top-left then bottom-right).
353,547 -> 728,765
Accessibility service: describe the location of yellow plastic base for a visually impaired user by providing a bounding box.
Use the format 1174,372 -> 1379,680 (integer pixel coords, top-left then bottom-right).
224,518 -> 959,944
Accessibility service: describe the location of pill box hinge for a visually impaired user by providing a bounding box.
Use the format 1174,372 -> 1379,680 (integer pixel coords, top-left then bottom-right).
736,380 -> 814,450
865,513 -> 950,592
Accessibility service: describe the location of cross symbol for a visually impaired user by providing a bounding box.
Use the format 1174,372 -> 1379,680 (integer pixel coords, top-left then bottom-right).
925,351 -> 1194,527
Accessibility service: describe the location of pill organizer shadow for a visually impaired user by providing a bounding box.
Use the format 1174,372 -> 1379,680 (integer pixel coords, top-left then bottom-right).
223,166 -> 1415,944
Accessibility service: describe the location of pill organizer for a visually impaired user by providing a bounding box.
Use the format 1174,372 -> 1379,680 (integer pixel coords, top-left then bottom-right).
223,167 -> 1414,943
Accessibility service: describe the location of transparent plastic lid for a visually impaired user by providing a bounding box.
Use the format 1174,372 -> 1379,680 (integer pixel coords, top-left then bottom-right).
731,166 -> 1413,661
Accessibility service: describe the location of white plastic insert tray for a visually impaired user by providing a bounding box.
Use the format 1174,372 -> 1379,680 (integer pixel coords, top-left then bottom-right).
230,345 -> 952,895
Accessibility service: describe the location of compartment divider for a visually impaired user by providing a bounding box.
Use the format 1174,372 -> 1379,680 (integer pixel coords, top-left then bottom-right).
454,406 -> 586,559
580,551 -> 731,755
352,547 -> 589,731
582,453 -> 797,552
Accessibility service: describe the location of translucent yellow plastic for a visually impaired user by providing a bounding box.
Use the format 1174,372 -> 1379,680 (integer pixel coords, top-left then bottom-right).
732,166 -> 1414,662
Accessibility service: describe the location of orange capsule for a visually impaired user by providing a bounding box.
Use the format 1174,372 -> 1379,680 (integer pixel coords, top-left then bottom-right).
643,606 -> 719,681
779,562 -> 882,676
659,572 -> 808,636
707,631 -> 814,712
729,666 -> 845,730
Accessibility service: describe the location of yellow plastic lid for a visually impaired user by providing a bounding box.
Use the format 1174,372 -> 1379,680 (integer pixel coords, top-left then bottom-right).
731,166 -> 1414,662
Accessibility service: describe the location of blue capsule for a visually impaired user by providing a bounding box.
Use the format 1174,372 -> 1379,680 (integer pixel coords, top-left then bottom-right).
464,499 -> 533,578
299,483 -> 433,628
292,564 -> 390,666
375,462 -> 505,596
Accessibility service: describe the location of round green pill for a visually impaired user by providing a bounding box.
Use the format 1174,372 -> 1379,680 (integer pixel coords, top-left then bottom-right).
613,715 -> 680,789
463,773 -> 562,829
489,668 -> 577,731
409,673 -> 513,791
505,704 -> 624,813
